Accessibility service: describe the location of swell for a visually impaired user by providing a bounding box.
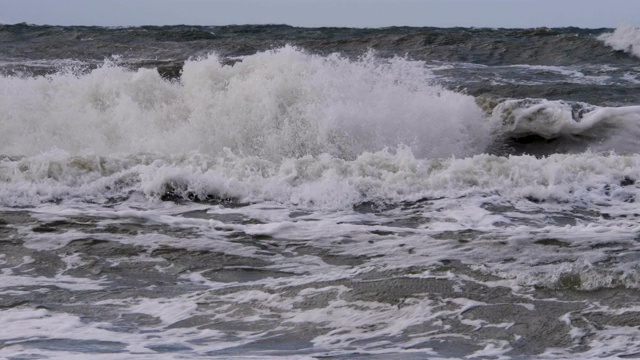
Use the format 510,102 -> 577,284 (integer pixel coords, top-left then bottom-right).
1,24 -> 637,77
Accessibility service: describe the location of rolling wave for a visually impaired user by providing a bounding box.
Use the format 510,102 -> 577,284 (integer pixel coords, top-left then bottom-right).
489,98 -> 640,155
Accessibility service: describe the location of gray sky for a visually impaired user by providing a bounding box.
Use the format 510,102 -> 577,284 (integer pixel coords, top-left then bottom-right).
2,0 -> 640,28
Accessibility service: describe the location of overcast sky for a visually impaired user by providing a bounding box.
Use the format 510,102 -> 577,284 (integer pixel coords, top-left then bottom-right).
2,0 -> 640,28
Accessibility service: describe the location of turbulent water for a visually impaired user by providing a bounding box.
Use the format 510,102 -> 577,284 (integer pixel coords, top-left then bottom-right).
3,23 -> 640,359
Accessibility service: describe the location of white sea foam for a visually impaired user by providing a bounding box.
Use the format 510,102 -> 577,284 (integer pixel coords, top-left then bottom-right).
2,148 -> 639,210
599,24 -> 640,58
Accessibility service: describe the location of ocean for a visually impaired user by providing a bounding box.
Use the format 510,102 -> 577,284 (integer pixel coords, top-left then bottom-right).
2,23 -> 640,359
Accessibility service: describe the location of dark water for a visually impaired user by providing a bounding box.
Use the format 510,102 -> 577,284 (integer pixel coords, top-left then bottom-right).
0,24 -> 630,65
2,24 -> 639,105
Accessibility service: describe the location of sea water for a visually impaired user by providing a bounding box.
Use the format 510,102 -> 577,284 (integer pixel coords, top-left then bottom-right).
2,24 -> 640,359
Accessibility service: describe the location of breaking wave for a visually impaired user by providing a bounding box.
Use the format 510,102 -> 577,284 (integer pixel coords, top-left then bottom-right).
0,46 -> 488,160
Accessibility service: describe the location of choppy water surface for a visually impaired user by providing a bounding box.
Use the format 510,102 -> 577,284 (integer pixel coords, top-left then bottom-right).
3,24 -> 640,359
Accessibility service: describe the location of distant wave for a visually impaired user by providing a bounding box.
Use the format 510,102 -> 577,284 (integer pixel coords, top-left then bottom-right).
0,24 -> 627,69
598,24 -> 640,58
489,98 -> 640,155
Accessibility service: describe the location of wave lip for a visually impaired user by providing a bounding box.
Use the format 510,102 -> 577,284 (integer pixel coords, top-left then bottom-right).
490,98 -> 640,155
